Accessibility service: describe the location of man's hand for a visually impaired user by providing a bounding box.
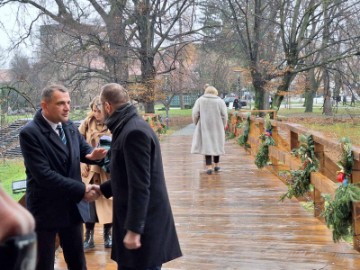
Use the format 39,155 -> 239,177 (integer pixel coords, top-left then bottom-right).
83,184 -> 100,202
91,185 -> 102,196
80,163 -> 90,178
0,187 -> 35,242
86,148 -> 107,160
123,230 -> 141,250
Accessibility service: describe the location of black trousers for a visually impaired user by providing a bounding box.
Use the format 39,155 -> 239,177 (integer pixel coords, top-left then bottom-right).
36,223 -> 86,270
205,155 -> 220,166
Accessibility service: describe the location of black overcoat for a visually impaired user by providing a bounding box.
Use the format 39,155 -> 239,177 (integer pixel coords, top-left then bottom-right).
101,112 -> 182,269
19,110 -> 93,229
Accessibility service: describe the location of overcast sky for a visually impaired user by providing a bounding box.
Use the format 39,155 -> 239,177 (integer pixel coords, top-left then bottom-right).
0,3 -> 38,69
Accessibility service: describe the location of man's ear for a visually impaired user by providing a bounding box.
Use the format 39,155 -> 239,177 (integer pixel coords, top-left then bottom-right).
40,100 -> 47,110
104,101 -> 111,114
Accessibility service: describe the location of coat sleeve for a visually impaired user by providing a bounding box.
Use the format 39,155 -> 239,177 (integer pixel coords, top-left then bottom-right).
123,129 -> 152,234
100,180 -> 113,198
220,100 -> 228,127
192,99 -> 200,125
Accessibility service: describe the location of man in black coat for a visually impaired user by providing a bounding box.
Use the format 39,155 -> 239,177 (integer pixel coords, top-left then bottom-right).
96,83 -> 182,270
19,84 -> 107,270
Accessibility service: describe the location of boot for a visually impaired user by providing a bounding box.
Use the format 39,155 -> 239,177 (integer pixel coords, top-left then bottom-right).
83,229 -> 95,251
104,226 -> 112,248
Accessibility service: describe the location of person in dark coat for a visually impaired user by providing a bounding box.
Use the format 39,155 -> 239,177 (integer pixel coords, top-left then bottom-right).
96,83 -> 182,270
19,84 -> 107,270
233,98 -> 240,110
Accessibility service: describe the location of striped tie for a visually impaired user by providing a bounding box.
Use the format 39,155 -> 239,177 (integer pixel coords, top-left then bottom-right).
56,125 -> 67,145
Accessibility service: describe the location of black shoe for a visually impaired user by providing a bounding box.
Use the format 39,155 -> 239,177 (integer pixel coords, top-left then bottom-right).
104,226 -> 112,248
83,229 -> 95,251
206,169 -> 212,175
214,166 -> 221,172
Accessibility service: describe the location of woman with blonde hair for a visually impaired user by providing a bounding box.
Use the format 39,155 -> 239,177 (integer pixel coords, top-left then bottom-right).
191,85 -> 228,174
79,96 -> 113,250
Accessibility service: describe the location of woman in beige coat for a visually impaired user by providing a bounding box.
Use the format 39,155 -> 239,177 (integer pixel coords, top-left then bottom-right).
79,96 -> 113,250
191,85 -> 228,174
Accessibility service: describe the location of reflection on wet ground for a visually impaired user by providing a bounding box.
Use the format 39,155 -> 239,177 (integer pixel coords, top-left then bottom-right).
55,124 -> 360,270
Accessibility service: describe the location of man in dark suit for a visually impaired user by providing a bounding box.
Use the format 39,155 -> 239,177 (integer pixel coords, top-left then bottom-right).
19,84 -> 107,270
95,83 -> 182,270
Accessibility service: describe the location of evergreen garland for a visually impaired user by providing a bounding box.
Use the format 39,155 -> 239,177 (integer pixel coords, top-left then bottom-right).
237,114 -> 251,148
280,134 -> 319,201
255,114 -> 275,168
322,137 -> 360,242
322,184 -> 360,242
226,112 -> 236,139
336,137 -> 354,184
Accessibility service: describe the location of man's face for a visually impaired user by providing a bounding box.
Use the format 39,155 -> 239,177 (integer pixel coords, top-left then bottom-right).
41,90 -> 71,123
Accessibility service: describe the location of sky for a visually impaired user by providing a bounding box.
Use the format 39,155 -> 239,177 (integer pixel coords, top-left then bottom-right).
0,3 -> 37,69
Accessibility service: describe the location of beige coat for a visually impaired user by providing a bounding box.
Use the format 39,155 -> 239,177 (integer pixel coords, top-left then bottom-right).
79,116 -> 113,224
191,94 -> 228,155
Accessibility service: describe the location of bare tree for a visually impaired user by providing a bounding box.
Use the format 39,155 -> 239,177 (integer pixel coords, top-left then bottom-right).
1,0 -> 209,113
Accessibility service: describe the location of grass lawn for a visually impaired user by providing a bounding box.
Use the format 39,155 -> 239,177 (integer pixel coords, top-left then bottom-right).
302,122 -> 360,146
277,106 -> 360,146
0,159 -> 26,201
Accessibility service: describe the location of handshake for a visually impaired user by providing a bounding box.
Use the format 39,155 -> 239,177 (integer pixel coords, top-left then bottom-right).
83,184 -> 102,202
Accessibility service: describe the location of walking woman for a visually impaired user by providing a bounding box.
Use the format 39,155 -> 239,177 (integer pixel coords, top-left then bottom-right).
79,96 -> 113,250
191,85 -> 228,174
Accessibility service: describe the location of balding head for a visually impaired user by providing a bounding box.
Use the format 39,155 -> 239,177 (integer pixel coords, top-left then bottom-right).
100,83 -> 129,107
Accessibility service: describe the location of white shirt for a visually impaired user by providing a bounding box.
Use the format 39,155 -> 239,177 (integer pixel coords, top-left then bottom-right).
41,113 -> 62,136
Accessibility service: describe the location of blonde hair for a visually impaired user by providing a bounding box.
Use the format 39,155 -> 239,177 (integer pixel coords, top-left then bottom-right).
89,96 -> 101,111
86,96 -> 102,118
204,86 -> 218,96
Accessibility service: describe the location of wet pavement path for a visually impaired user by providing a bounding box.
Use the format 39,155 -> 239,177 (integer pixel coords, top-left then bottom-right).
55,124 -> 360,270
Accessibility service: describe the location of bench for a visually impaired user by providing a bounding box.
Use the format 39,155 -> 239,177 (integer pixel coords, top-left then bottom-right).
12,179 -> 27,194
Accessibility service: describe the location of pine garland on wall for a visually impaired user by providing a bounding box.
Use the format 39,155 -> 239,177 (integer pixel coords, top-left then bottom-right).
226,112 -> 237,139
322,137 -> 360,242
255,114 -> 275,168
280,134 -> 319,201
237,114 -> 251,148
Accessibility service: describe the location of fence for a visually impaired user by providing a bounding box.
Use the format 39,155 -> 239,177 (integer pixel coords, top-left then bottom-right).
228,110 -> 360,251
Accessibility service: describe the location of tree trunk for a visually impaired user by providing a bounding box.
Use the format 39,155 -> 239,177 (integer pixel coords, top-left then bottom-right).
251,69 -> 266,110
322,69 -> 333,115
254,88 -> 265,111
144,101 -> 155,114
304,91 -> 315,112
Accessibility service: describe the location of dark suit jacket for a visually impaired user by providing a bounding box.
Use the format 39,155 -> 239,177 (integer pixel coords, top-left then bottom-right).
19,110 -> 93,230
101,113 -> 182,268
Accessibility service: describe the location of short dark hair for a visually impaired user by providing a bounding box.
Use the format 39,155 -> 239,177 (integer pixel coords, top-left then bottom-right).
100,83 -> 130,108
41,84 -> 68,102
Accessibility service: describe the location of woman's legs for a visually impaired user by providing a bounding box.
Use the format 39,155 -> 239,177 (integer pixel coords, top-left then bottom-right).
213,156 -> 220,171
205,155 -> 213,174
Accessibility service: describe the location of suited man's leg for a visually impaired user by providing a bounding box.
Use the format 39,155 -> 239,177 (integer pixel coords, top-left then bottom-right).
59,224 -> 86,270
36,229 -> 56,270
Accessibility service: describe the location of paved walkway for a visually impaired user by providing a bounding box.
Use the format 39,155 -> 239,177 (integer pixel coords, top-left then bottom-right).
55,124 -> 360,270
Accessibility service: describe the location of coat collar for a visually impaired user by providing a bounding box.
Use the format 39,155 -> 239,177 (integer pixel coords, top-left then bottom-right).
34,109 -> 73,154
202,94 -> 219,99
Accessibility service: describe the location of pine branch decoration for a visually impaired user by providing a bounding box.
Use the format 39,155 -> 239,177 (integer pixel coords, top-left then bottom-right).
322,137 -> 360,242
322,184 -> 360,242
255,114 -> 275,168
280,134 -> 319,201
238,114 -> 251,148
